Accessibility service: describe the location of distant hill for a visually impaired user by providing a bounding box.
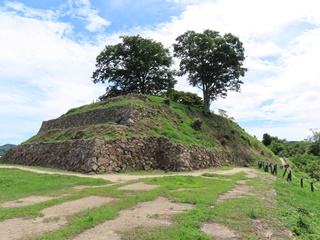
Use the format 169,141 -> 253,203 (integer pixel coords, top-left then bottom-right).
0,144 -> 16,155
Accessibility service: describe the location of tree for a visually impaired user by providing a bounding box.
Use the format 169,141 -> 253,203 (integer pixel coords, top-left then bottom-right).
307,128 -> 320,156
262,133 -> 272,146
92,35 -> 177,99
269,141 -> 285,155
173,29 -> 247,110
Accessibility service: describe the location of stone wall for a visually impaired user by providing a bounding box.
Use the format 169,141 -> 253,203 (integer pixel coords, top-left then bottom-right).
2,93 -> 237,173
2,136 -> 228,173
39,103 -> 157,132
2,139 -> 95,172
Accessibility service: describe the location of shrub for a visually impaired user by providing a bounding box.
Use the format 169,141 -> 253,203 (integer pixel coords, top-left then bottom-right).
191,119 -> 202,131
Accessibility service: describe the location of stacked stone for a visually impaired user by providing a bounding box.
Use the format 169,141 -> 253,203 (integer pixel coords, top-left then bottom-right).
2,136 -> 226,173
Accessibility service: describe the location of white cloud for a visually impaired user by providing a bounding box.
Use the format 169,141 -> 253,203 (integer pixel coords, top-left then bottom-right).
67,0 -> 110,32
2,1 -> 59,20
0,6 -> 106,144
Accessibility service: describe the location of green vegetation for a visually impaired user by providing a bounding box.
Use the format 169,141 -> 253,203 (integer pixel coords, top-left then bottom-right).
274,168 -> 320,239
0,168 -> 108,203
173,29 -> 247,111
261,131 -> 320,237
162,89 -> 203,108
92,35 -> 176,100
262,130 -> 320,181
62,98 -> 145,117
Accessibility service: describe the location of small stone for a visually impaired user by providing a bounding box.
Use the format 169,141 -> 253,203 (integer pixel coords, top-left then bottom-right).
98,158 -> 109,164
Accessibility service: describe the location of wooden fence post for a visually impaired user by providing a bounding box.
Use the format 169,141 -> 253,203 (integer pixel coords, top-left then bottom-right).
283,167 -> 287,177
311,182 -> 314,192
287,171 -> 292,181
300,178 -> 303,188
272,164 -> 277,175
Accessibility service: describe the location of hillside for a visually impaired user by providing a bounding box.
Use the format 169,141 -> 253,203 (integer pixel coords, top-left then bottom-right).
2,94 -> 277,172
0,144 -> 16,155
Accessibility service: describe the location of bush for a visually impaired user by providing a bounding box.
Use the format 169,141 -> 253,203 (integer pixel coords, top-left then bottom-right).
164,89 -> 203,107
191,119 -> 202,131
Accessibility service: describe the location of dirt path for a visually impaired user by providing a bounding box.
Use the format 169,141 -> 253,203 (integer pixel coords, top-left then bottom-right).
279,157 -> 287,166
0,165 -> 256,183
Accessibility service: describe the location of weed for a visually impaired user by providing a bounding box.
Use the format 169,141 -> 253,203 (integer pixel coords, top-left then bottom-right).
247,209 -> 258,219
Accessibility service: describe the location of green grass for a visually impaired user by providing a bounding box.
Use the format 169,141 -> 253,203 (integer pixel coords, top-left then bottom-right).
62,99 -> 146,117
0,168 -> 109,203
274,168 -> 320,239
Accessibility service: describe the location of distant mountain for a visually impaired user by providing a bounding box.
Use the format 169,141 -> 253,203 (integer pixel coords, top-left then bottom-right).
0,144 -> 16,154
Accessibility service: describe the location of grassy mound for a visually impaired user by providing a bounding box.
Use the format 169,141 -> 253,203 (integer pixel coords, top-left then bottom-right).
23,94 -> 275,164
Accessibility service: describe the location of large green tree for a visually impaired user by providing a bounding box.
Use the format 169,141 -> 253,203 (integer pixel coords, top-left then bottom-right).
173,29 -> 247,110
92,35 -> 177,99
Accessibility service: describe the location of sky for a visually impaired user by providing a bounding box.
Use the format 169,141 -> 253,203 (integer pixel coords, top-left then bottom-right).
0,0 -> 319,145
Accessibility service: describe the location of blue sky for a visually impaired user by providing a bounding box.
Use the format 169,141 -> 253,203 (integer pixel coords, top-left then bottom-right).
1,0 -> 319,145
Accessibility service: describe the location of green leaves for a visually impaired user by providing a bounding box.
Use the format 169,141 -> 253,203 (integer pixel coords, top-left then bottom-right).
173,29 -> 247,110
92,35 -> 177,99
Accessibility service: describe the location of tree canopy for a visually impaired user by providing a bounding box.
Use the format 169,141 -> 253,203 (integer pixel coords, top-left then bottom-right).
307,128 -> 320,156
163,89 -> 203,107
173,29 -> 247,110
92,35 -> 177,99
262,133 -> 272,146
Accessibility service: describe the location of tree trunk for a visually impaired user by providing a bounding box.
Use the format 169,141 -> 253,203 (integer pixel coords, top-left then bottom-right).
203,86 -> 211,111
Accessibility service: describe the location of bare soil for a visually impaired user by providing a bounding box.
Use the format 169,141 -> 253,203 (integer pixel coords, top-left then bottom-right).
0,196 -> 116,240
117,182 -> 160,191
1,195 -> 63,208
201,222 -> 242,240
73,197 -> 194,240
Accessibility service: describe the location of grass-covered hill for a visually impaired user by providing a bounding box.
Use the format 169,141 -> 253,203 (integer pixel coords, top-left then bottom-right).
0,144 -> 16,155
24,94 -> 276,165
